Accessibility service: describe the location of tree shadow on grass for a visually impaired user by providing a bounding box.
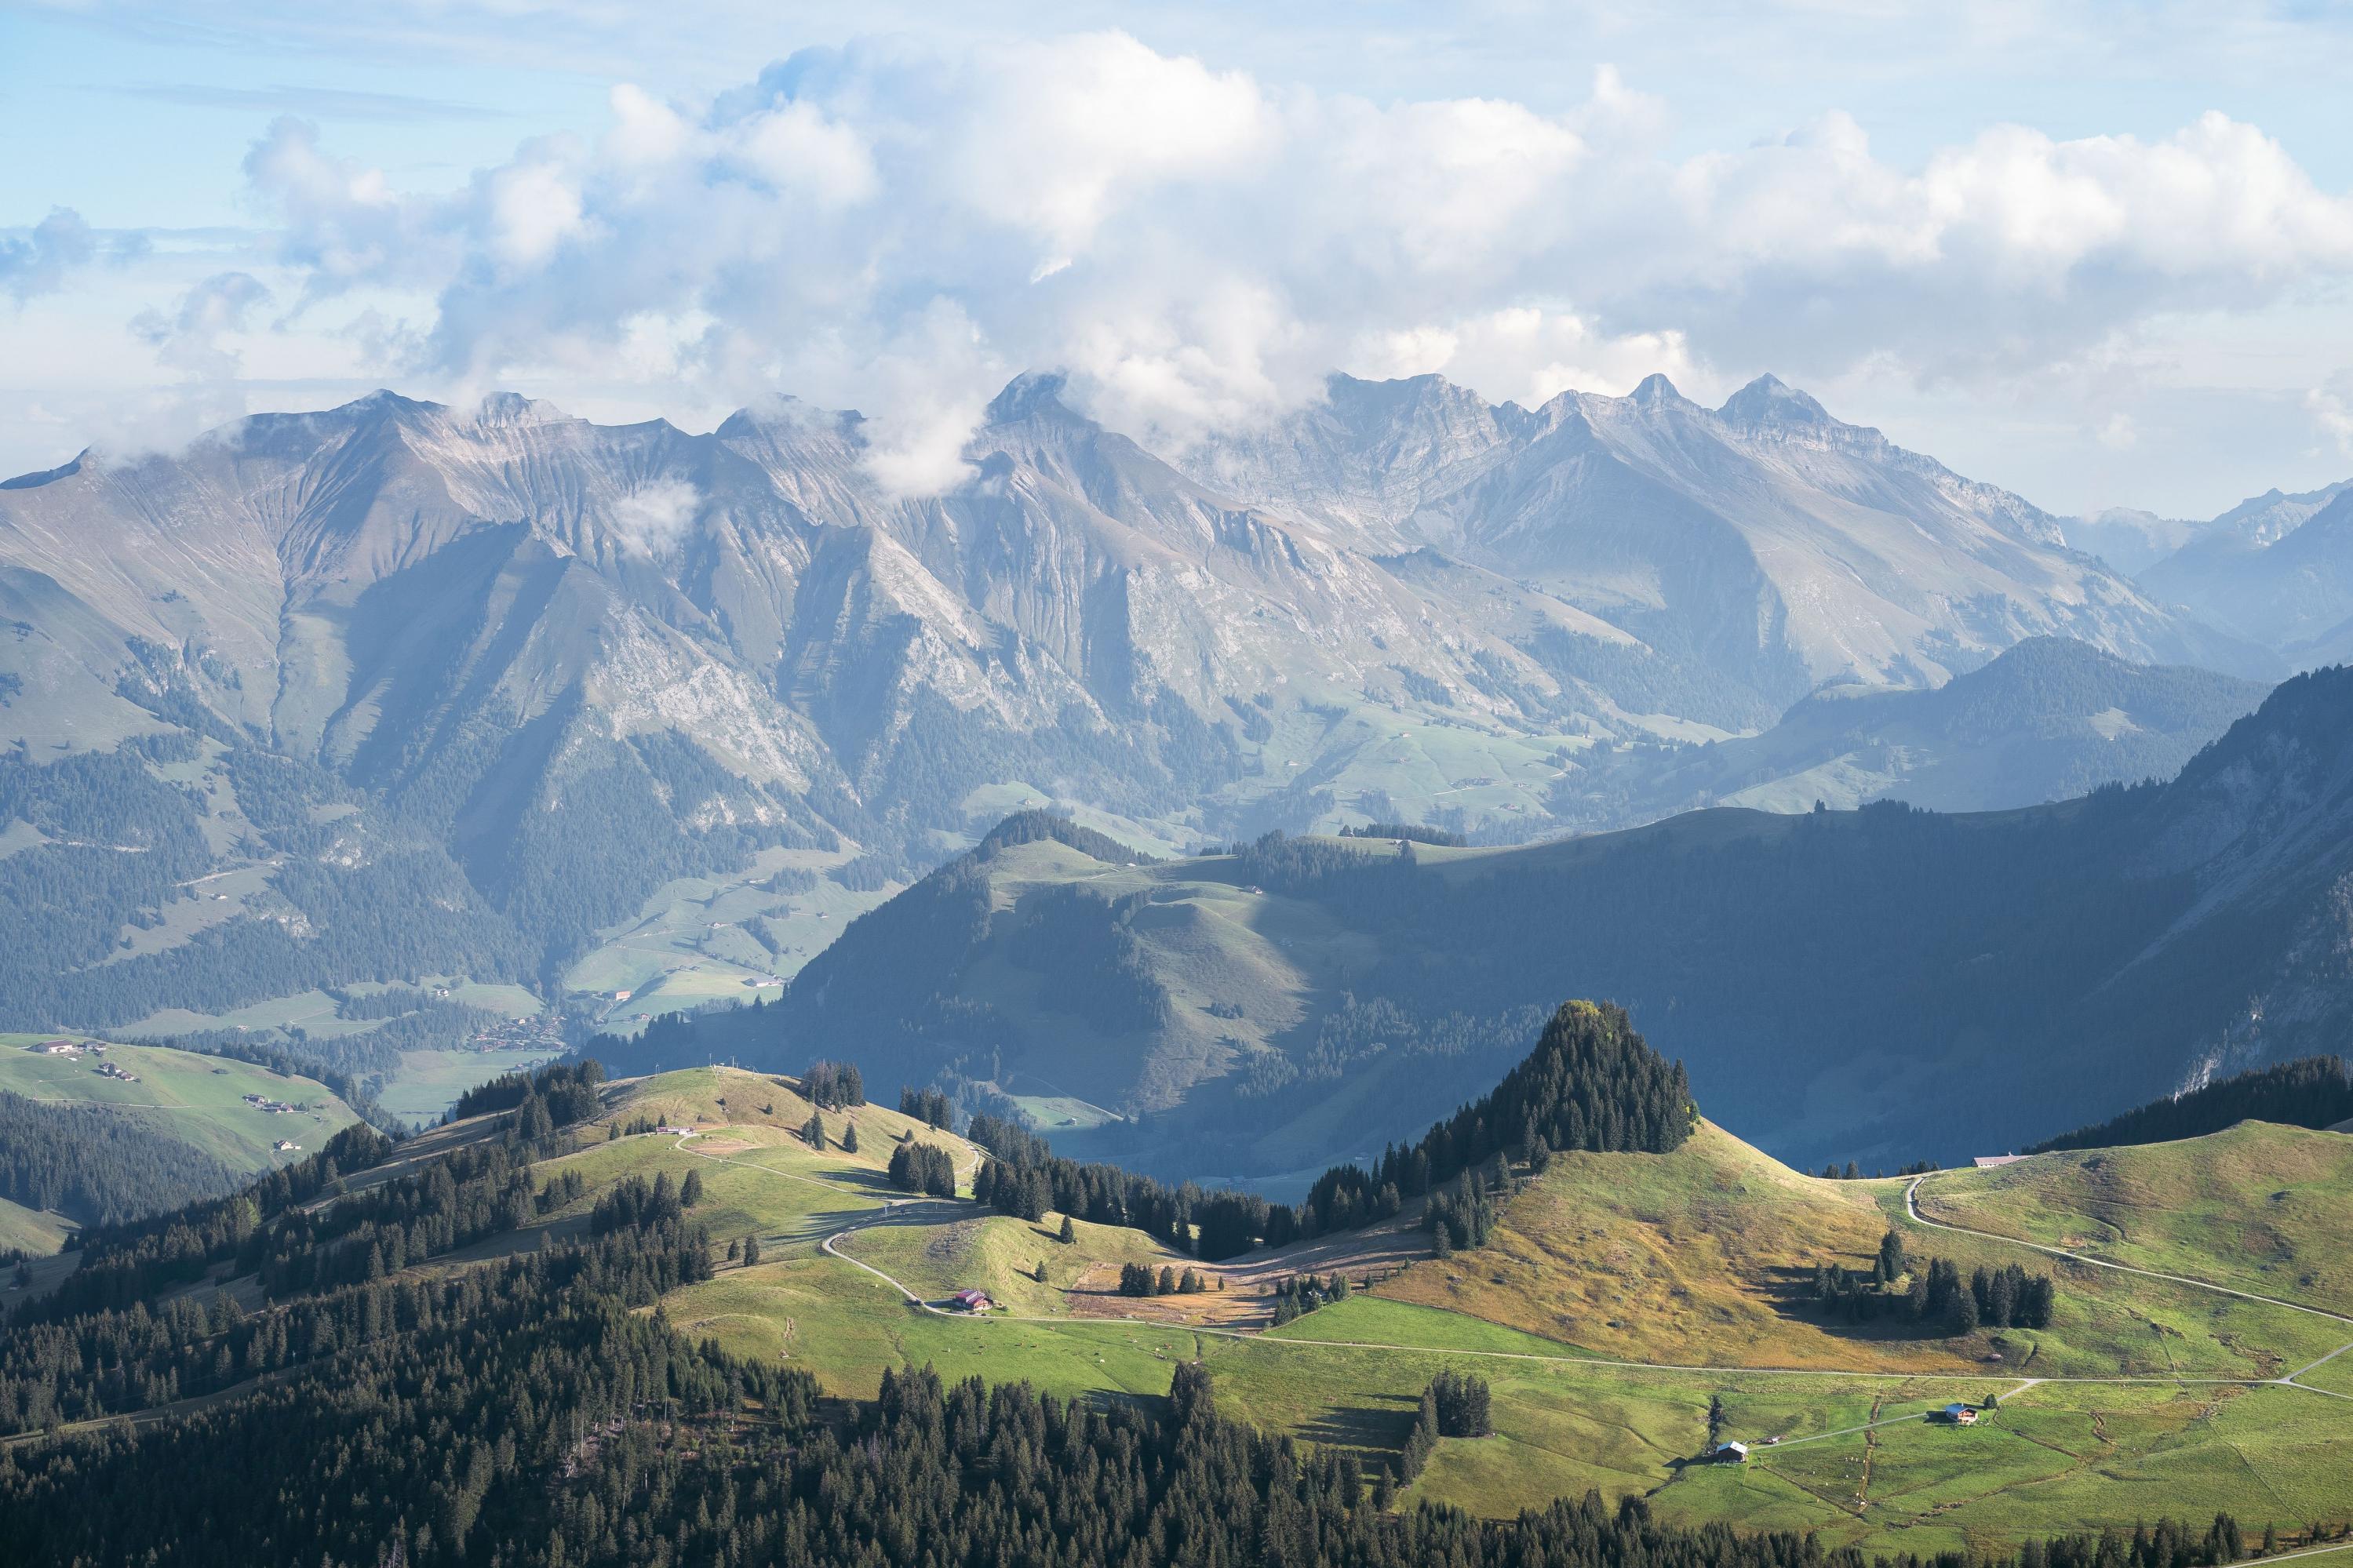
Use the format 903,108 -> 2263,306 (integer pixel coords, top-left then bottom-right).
1299,1394 -> 1419,1457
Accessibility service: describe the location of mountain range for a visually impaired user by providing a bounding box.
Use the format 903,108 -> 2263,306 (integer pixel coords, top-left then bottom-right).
0,369 -> 2322,1095
622,664 -> 2353,1179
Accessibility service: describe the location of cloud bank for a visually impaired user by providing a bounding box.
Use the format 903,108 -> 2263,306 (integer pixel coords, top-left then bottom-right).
88,31 -> 2353,494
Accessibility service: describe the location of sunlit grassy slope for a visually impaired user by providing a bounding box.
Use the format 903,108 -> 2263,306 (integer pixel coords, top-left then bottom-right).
1910,1121 -> 2353,1315
1371,1119 -> 2348,1379
333,1065 -> 2353,1555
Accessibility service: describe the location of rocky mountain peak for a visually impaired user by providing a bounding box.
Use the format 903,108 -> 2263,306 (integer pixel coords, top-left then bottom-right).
986,371 -> 1080,425
1628,372 -> 1685,407
1717,373 -> 1832,428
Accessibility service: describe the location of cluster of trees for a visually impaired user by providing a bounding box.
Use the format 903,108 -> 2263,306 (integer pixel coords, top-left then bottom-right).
1811,1232 -> 2056,1333
1269,1271 -> 1350,1326
1399,1370 -> 1492,1485
0,1090 -> 244,1228
887,1141 -> 958,1198
801,1060 -> 865,1109
970,1111 -> 1275,1261
450,1059 -> 603,1129
1117,1262 -> 1210,1297
970,1000 -> 1692,1264
2028,1057 -> 2353,1153
1339,822 -> 1467,846
17,1121 -> 394,1324
900,1084 -> 956,1129
1426,1170 -> 1507,1256
588,1172 -> 704,1236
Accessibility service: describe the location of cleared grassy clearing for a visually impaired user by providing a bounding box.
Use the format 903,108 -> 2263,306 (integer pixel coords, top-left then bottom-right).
0,1195 -> 71,1256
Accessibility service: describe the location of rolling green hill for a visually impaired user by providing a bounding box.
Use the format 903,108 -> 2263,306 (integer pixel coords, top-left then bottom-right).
7,1053 -> 2348,1559
0,1035 -> 358,1242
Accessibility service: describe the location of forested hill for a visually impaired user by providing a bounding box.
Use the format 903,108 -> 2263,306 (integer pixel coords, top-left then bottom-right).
610,665 -> 2353,1178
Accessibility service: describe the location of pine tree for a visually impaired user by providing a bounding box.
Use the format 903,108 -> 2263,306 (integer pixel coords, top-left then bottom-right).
679,1169 -> 704,1207
803,1112 -> 824,1149
1058,1215 -> 1076,1244
842,1120 -> 860,1155
741,1233 -> 761,1267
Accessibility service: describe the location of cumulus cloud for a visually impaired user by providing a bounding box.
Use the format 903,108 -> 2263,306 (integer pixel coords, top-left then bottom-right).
229,32 -> 2353,493
2,209 -> 100,304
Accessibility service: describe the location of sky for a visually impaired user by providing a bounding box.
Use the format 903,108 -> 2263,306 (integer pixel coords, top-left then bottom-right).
2,0 -> 2351,518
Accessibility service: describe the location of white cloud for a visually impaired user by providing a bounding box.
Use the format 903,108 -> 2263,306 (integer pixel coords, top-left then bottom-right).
202,34 -> 2353,495
608,477 -> 703,555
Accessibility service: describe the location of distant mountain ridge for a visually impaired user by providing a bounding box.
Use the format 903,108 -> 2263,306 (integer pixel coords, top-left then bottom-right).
0,373 -> 2276,1078
1563,636 -> 2269,825
625,664 -> 2353,1177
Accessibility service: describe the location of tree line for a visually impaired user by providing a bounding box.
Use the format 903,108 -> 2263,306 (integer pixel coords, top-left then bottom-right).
2027,1056 -> 2353,1154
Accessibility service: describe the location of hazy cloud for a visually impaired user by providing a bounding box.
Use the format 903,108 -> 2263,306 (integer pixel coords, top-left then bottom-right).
608,477 -> 703,555
113,82 -> 508,122
2,209 -> 100,303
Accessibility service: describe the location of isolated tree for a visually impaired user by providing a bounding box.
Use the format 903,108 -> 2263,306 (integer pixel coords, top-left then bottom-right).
741,1233 -> 762,1267
1058,1215 -> 1076,1245
842,1120 -> 861,1155
1033,1258 -> 1049,1283
803,1111 -> 824,1149
726,1239 -> 741,1262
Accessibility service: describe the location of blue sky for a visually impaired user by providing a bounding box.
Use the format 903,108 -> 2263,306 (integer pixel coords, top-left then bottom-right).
4,0 -> 2351,515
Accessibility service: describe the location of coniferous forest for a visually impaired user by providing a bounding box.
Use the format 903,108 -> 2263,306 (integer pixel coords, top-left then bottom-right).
2026,1057 -> 2353,1153
967,999 -> 1692,1261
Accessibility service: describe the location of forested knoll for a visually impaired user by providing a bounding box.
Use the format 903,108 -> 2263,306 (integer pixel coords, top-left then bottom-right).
619,667 -> 2353,1176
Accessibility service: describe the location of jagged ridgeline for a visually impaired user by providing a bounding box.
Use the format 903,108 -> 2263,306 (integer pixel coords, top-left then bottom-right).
967,999 -> 1692,1260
